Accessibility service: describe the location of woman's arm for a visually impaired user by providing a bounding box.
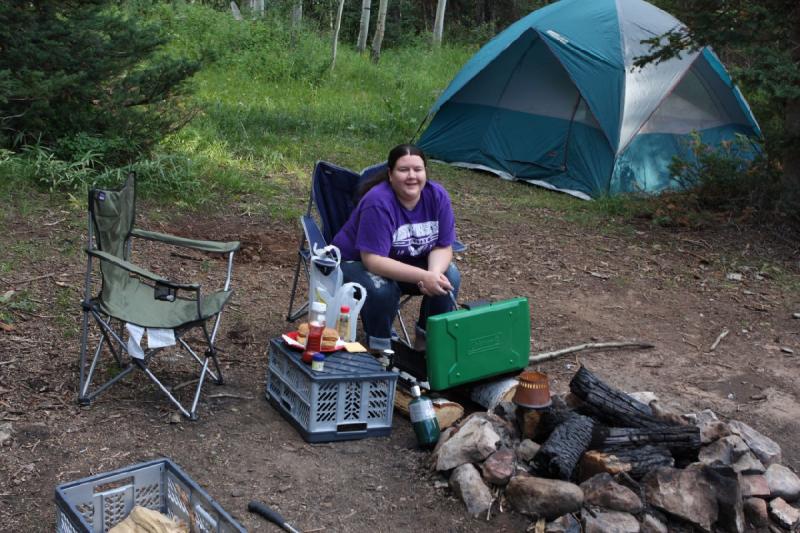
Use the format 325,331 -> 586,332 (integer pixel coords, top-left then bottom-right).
427,245 -> 452,275
361,251 -> 451,295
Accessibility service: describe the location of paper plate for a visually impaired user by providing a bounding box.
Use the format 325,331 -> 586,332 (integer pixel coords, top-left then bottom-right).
281,331 -> 344,352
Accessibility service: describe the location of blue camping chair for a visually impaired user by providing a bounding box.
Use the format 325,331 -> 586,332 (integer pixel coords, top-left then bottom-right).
286,161 -> 466,344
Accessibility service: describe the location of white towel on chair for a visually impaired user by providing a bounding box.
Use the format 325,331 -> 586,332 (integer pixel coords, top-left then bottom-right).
126,324 -> 176,360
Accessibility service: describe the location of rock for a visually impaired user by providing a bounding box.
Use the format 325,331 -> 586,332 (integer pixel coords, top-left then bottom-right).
732,450 -> 765,474
480,447 -> 515,486
765,463 -> 800,502
628,391 -> 659,405
740,475 -> 770,498
769,497 -> 800,529
546,514 -> 581,533
643,465 -> 718,532
728,420 -> 782,467
468,411 -> 518,447
516,439 -> 540,463
699,435 -> 748,466
705,465 -> 745,533
580,473 -> 643,513
434,416 -> 500,471
0,422 -> 12,447
449,463 -> 493,517
506,476 -> 584,520
491,400 -> 517,425
687,409 -> 732,444
432,426 -> 456,456
583,511 -> 640,533
743,497 -> 769,528
640,513 -> 668,533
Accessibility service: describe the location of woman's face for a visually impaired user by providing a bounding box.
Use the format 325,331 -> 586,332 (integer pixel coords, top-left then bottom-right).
388,154 -> 427,205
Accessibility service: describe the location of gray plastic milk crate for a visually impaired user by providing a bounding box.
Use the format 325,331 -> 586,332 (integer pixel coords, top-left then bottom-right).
54,458 -> 246,533
265,338 -> 398,443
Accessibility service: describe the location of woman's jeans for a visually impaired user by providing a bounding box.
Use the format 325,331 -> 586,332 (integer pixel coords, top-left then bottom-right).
340,261 -> 461,351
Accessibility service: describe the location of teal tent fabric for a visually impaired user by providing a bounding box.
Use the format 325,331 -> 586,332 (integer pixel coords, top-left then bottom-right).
418,0 -> 760,199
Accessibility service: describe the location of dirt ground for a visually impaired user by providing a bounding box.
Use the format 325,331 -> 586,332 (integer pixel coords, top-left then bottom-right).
1,172 -> 799,532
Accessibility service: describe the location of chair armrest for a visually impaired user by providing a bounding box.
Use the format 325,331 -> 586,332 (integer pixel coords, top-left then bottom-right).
301,214 -> 327,251
87,249 -> 200,292
131,228 -> 240,254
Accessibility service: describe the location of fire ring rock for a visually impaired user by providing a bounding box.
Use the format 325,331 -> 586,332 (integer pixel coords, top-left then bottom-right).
506,476 -> 583,519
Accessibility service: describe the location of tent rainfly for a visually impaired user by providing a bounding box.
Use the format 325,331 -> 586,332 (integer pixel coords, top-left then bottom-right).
417,0 -> 761,200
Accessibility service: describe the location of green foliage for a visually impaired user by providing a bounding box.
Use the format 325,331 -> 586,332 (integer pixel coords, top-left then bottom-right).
668,132 -> 780,213
0,1 -> 200,163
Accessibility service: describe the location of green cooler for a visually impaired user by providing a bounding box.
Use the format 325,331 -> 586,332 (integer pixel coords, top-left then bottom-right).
420,297 -> 530,391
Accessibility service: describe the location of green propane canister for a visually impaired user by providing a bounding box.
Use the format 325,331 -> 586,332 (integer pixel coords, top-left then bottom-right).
409,385 -> 440,449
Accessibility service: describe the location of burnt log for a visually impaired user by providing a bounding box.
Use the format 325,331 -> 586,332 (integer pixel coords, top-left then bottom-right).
533,414 -> 596,480
570,366 -> 668,428
595,426 -> 701,457
580,445 -> 675,480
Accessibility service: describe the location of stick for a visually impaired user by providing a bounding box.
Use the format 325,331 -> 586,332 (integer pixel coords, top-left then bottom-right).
709,329 -> 729,352
207,393 -> 253,400
529,341 -> 654,364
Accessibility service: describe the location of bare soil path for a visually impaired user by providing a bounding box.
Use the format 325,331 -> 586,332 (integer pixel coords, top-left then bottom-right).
1,172 -> 799,531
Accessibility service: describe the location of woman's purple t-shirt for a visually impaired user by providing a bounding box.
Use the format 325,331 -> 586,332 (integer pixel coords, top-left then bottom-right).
332,180 -> 455,266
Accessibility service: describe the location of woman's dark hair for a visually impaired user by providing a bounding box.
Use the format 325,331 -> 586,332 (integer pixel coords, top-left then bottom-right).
357,144 -> 427,199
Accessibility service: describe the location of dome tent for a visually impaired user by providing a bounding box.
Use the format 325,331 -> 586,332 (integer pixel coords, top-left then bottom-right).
417,0 -> 760,199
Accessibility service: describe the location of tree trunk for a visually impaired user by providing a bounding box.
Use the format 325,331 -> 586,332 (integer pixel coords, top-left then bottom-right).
432,0 -> 446,47
370,0 -> 389,63
782,19 -> 800,221
230,1 -> 243,20
356,0 -> 371,53
291,1 -> 303,28
330,0 -> 346,71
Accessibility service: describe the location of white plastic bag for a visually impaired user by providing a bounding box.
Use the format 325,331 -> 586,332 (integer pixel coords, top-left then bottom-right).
308,243 -> 342,325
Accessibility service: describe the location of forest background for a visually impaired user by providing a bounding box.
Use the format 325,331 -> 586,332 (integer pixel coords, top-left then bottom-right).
0,0 -> 798,221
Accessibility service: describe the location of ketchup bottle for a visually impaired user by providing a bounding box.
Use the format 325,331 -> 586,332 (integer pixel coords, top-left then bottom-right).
302,301 -> 327,364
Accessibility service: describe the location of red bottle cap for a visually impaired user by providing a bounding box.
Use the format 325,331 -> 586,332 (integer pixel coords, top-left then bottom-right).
340,305 -> 350,313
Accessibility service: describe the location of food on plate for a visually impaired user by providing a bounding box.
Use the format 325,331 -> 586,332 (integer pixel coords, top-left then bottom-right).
297,323 -> 339,350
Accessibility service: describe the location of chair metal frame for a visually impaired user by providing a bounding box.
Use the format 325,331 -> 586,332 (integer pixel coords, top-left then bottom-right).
78,174 -> 239,420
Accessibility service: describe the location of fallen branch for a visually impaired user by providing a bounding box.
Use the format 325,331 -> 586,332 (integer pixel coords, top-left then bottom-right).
207,393 -> 253,400
708,329 -> 729,352
529,341 -> 654,364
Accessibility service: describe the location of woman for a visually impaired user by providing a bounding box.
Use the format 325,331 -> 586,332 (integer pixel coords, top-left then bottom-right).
332,144 -> 460,352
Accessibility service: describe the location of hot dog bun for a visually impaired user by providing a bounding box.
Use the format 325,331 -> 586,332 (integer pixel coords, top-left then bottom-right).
296,323 -> 339,350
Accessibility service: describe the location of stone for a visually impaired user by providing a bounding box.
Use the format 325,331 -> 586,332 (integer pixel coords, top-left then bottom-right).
640,513 -> 668,533
545,514 -> 581,533
728,420 -> 782,467
583,511 -> 640,533
468,411 -> 518,447
765,463 -> 800,502
628,391 -> 659,405
0,422 -> 12,447
643,465 -> 718,532
699,435 -> 748,466
506,476 -> 584,520
740,475 -> 770,498
743,497 -> 769,528
449,463 -> 493,517
732,451 -> 765,474
769,497 -> 800,529
434,416 -> 500,471
705,465 -> 745,533
688,410 -> 732,444
516,439 -> 541,463
580,473 -> 643,513
480,447 -> 515,486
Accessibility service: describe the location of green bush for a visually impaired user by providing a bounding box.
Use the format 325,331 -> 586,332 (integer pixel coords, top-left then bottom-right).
669,132 -> 779,213
0,1 -> 199,163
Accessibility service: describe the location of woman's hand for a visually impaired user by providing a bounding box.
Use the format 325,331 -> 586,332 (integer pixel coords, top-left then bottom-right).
417,270 -> 452,296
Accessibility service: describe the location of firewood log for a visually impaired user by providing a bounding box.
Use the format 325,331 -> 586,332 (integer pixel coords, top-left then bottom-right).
569,366 -> 669,429
533,414 -> 596,480
580,446 -> 674,480
394,387 -> 464,429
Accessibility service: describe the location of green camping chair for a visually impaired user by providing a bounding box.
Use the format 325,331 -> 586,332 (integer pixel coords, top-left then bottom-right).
78,173 -> 240,420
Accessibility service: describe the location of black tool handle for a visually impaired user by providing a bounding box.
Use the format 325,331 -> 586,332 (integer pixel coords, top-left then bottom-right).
247,501 -> 301,533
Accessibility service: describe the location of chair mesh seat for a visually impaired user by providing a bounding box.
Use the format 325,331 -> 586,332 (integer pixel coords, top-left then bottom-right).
97,282 -> 232,329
